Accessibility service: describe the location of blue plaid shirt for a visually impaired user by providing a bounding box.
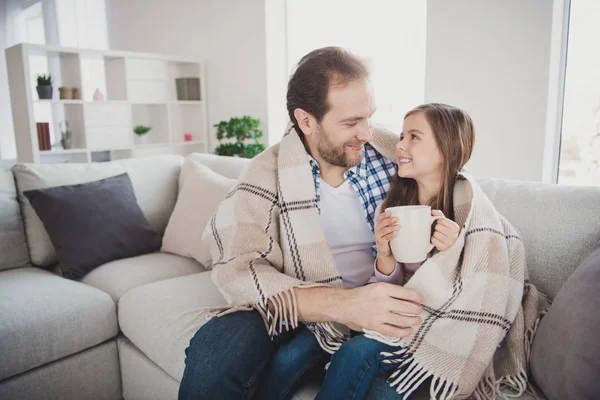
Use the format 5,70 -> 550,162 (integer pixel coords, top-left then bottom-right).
308,143 -> 397,234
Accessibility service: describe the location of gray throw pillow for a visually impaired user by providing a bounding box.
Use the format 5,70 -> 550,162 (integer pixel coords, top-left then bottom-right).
23,173 -> 162,280
530,240 -> 600,399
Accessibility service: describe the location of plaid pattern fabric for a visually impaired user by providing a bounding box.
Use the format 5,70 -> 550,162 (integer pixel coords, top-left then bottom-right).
364,173 -> 550,399
204,124 -> 549,399
204,124 -> 400,350
309,144 -> 397,232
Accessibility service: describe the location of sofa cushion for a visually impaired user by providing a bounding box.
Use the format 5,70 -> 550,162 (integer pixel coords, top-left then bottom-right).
0,169 -> 30,271
11,155 -> 182,267
0,341 -> 121,400
529,240 -> 600,399
186,153 -> 249,179
118,271 -> 226,381
23,173 -> 163,280
82,252 -> 205,302
0,267 -> 118,380
478,178 -> 600,298
119,155 -> 183,235
161,159 -> 237,267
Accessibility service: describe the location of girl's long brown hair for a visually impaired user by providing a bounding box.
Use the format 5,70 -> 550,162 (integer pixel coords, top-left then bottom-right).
381,103 -> 476,220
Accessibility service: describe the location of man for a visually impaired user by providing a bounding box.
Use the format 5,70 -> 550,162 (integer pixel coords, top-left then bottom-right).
178,47 -> 425,400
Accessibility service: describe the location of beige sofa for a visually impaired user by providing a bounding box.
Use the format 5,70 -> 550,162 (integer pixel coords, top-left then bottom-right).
1,153 -> 599,400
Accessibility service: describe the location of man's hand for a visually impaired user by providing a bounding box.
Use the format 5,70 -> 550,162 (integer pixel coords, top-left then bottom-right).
339,283 -> 425,337
295,283 -> 425,338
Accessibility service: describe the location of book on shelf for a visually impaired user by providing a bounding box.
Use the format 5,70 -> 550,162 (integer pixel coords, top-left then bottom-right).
36,122 -> 51,151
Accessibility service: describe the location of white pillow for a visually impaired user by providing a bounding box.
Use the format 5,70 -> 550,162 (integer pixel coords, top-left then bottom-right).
161,159 -> 237,267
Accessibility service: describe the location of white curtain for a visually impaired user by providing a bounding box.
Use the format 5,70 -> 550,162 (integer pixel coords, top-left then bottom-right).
0,0 -> 24,160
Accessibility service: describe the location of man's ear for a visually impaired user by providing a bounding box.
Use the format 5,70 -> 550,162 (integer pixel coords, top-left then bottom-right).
294,108 -> 316,137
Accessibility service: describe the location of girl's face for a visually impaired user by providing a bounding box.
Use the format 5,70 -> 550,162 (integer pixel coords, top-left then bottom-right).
396,111 -> 444,182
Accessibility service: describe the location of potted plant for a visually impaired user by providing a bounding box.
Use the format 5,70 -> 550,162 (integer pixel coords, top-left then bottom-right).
36,74 -> 53,100
58,120 -> 72,149
133,125 -> 152,144
214,116 -> 265,158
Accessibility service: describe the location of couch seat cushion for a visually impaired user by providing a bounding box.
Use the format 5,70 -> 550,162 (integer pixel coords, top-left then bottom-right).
82,252 -> 205,302
118,271 -> 225,381
118,270 -> 540,399
0,267 -> 117,380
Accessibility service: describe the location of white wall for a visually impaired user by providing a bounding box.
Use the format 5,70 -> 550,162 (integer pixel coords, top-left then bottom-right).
106,0 -> 269,150
0,3 -> 17,160
425,0 -> 560,182
286,0 -> 426,136
264,0 -> 288,143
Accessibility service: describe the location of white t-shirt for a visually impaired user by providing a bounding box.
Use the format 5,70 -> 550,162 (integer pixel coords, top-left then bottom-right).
319,179 -> 377,288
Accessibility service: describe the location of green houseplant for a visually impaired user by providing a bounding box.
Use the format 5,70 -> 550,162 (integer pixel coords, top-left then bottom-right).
36,74 -> 53,100
58,120 -> 72,149
133,125 -> 152,136
214,116 -> 265,158
133,125 -> 152,145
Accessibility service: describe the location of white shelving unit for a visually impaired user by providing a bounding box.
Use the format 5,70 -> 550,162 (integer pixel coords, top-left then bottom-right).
5,43 -> 209,163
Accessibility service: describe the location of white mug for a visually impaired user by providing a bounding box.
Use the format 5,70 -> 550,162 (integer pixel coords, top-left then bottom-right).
385,205 -> 443,263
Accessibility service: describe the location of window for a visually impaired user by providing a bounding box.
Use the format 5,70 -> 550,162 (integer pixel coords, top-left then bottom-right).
558,0 -> 600,186
285,0 -> 427,133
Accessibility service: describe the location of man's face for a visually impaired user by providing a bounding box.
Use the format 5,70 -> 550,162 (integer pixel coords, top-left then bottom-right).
314,78 -> 376,168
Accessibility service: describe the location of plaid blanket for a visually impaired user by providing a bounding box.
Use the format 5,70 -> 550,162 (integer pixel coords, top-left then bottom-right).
203,125 -> 549,399
364,172 -> 550,399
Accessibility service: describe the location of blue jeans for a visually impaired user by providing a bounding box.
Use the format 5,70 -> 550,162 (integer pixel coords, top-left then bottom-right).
178,310 -> 404,399
316,334 -> 404,400
179,310 -> 327,400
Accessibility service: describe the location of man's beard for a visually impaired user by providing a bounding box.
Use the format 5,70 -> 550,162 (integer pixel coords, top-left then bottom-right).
316,126 -> 365,168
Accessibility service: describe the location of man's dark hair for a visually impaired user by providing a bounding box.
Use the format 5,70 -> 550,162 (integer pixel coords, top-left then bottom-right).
286,47 -> 369,135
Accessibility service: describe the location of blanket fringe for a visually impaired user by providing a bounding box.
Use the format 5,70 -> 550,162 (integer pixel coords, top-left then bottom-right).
370,345 -> 458,400
305,321 -> 347,354
473,370 -> 496,400
202,304 -> 254,320
252,288 -> 301,336
496,369 -> 528,398
363,328 -> 405,347
204,286 -> 347,354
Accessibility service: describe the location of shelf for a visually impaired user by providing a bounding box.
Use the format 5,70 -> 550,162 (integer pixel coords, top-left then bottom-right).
40,148 -> 88,154
33,100 -> 204,106
6,43 -> 209,164
34,99 -> 84,104
134,143 -> 170,149
171,101 -> 203,105
172,140 -> 204,146
34,100 -> 133,105
130,101 -> 169,105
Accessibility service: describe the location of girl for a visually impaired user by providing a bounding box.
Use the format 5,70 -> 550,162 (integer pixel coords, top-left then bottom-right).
319,103 -> 546,400
373,102 -> 471,284
317,103 -> 475,399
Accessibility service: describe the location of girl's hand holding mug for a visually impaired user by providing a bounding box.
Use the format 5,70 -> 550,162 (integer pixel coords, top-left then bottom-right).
375,211 -> 400,259
430,209 -> 460,251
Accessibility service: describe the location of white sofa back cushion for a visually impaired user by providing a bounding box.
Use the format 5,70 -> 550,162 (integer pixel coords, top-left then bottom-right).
11,155 -> 183,267
478,178 -> 600,299
0,170 -> 30,271
161,159 -> 237,267
186,153 -> 250,179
